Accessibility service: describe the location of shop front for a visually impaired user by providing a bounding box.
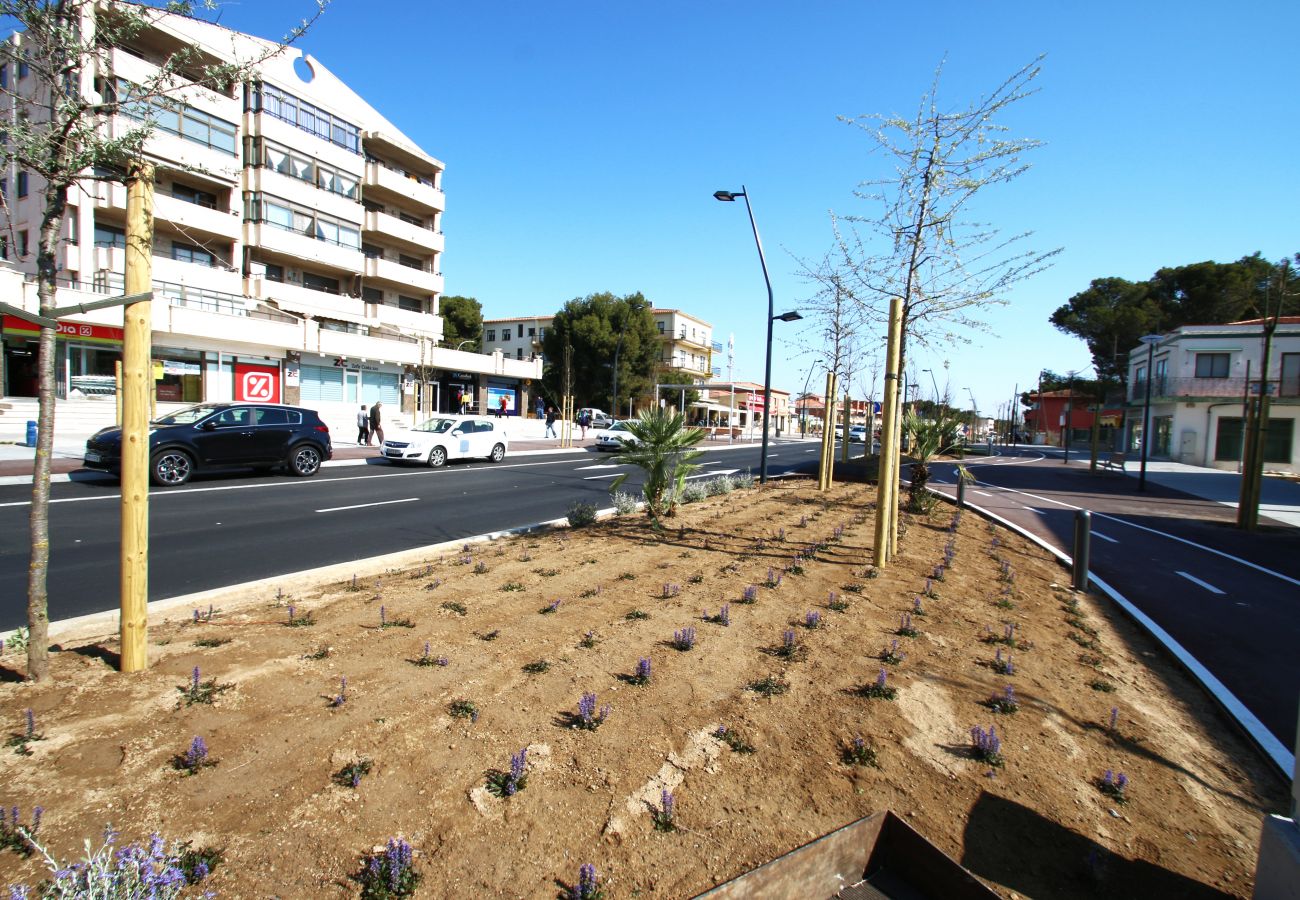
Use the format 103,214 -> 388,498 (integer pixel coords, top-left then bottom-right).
2,315 -> 123,399
486,378 -> 519,417
436,370 -> 480,414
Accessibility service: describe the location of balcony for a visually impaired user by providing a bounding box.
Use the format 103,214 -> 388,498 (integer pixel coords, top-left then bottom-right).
363,209 -> 443,255
245,221 -> 364,275
363,129 -> 444,176
363,161 -> 444,213
92,181 -> 127,213
672,331 -> 714,352
363,254 -> 442,295
105,47 -> 240,122
249,276 -> 369,325
104,115 -> 240,185
1128,375 -> 1300,402
316,324 -> 422,366
148,255 -> 242,295
154,192 -> 241,241
368,302 -> 441,335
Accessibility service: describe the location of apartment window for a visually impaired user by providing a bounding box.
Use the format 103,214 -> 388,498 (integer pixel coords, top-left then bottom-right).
245,192 -> 361,249
18,55 -> 29,79
538,328 -> 545,340
262,263 -> 284,282
486,330 -> 496,342
1216,417 -> 1294,463
246,82 -> 361,154
516,348 -> 523,360
17,171 -> 28,198
172,183 -> 218,208
66,207 -> 78,244
171,243 -> 214,267
363,199 -> 384,214
397,295 -> 422,312
94,223 -> 126,249
398,211 -> 423,227
657,321 -> 665,333
527,327 -> 535,337
1,178 -> 7,200
362,244 -> 382,259
398,253 -> 423,270
0,236 -> 8,260
517,324 -> 523,338
302,272 -> 340,294
362,287 -> 383,303
248,137 -> 359,200
1282,354 -> 1300,398
1,64 -> 7,88
1195,353 -> 1229,378
18,230 -> 29,257
116,79 -> 236,155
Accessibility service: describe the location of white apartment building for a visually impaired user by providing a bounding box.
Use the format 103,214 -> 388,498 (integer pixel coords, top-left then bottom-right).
0,7 -> 540,432
1124,318 -> 1300,472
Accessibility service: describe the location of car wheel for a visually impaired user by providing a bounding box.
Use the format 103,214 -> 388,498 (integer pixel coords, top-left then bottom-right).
489,443 -> 506,462
288,443 -> 322,477
426,446 -> 447,468
150,449 -> 193,487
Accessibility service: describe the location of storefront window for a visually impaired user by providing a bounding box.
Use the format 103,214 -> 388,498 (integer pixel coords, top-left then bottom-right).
154,349 -> 203,403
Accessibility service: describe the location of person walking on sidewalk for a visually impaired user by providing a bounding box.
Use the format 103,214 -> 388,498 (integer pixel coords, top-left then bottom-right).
356,404 -> 370,445
498,394 -> 508,418
578,409 -> 590,439
545,406 -> 558,439
369,401 -> 384,446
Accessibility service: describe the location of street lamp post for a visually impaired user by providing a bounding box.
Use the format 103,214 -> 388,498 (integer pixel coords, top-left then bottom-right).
714,186 -> 799,484
922,367 -> 940,403
1062,371 -> 1075,464
611,301 -> 644,420
1137,334 -> 1162,491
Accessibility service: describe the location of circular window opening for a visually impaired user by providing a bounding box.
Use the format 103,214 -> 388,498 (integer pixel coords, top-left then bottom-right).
293,56 -> 315,83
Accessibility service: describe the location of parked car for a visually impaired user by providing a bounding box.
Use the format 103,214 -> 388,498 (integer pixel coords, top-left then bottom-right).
577,407 -> 614,429
848,425 -> 868,443
83,402 -> 332,487
594,420 -> 639,452
381,415 -> 508,467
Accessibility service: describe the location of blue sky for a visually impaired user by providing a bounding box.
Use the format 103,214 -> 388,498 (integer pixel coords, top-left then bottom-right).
219,0 -> 1297,417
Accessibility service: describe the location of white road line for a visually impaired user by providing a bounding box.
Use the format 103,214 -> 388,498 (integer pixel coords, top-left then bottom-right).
1021,506 -> 1044,515
805,449 -> 817,453
574,464 -> 621,470
582,474 -> 621,480
685,469 -> 739,480
973,490 -> 993,497
1176,571 -> 1226,595
317,498 -> 420,513
1092,531 -> 1119,544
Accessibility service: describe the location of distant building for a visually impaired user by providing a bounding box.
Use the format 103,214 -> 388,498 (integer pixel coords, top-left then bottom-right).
1122,318 -> 1300,472
1022,390 -> 1123,449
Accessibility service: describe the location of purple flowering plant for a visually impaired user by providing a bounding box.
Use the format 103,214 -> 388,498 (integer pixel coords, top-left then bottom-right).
670,627 -> 697,651
774,628 -> 803,661
624,657 -> 652,686
703,605 -> 731,626
173,735 -> 214,776
738,585 -> 759,605
860,668 -> 898,701
565,863 -> 604,900
713,724 -> 755,754
1098,770 -> 1130,803
6,709 -> 43,756
842,735 -> 878,767
572,692 -> 611,730
0,805 -> 41,855
176,666 -> 229,707
333,758 -> 373,788
358,837 -> 420,899
988,684 -> 1020,714
992,648 -> 1016,676
651,789 -> 676,832
485,747 -> 529,797
896,613 -> 919,638
969,725 -> 1004,767
880,640 -> 905,665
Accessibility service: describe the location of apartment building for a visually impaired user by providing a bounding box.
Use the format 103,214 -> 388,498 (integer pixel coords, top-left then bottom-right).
0,8 -> 540,429
1123,318 -> 1300,472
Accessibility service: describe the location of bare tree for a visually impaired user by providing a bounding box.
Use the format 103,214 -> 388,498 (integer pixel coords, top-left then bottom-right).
1,0 -> 324,680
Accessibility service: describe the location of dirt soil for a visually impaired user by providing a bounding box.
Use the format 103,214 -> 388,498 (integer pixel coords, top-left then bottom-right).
0,480 -> 1287,898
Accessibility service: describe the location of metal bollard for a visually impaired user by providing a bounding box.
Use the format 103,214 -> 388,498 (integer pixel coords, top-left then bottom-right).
956,477 -> 966,510
1072,509 -> 1091,591
26,420 -> 37,447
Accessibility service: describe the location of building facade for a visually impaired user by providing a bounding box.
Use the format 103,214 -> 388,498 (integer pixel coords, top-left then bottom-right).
0,9 -> 540,434
1123,319 -> 1300,472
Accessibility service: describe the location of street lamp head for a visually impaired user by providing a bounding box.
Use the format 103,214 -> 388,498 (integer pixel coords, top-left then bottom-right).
773,310 -> 802,322
1138,334 -> 1163,345
713,190 -> 743,202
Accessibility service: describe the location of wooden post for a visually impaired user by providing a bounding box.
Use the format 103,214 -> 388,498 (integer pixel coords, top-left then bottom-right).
818,372 -> 837,490
120,161 -> 154,674
874,293 -> 905,566
841,392 -> 851,462
114,359 -> 122,425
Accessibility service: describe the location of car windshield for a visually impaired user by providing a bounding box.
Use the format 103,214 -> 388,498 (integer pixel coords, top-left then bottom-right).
412,418 -> 458,434
154,404 -> 222,426
608,422 -> 628,432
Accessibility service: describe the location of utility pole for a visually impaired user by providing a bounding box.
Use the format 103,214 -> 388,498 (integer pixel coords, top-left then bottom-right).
120,162 -> 154,673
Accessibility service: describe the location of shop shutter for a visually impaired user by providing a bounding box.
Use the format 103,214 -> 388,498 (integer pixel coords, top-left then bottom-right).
300,364 -> 343,402
361,372 -> 399,406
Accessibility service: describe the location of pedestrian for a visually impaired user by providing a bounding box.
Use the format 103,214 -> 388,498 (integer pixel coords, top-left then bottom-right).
545,405 -> 558,439
535,396 -> 544,420
578,409 -> 590,439
356,404 -> 370,445
498,394 -> 508,418
369,401 -> 384,446
459,390 -> 469,415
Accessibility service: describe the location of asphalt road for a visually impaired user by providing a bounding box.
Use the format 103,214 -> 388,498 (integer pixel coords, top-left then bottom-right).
923,447 -> 1300,751
0,440 -> 819,630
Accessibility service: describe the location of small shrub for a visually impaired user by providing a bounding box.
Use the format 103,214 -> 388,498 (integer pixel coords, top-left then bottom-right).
828,592 -> 850,612
625,609 -> 650,621
713,725 -> 755,754
652,789 -> 677,831
540,599 -> 562,615
680,482 -> 707,504
1068,631 -> 1098,650
896,613 -> 918,638
567,501 -> 599,527
579,630 -> 598,649
1097,770 -> 1129,804
801,610 -> 823,630
303,646 -> 331,660
618,572 -> 637,581
774,629 -> 803,661
1090,678 -> 1116,693
534,568 -> 560,578
485,747 -> 529,797
911,596 -> 926,617
500,582 -> 524,593
991,648 -> 1015,676
842,736 -> 878,767
357,837 -> 419,899
333,759 -> 373,788
737,585 -> 759,605
472,561 -> 489,575
880,640 -> 905,665
1079,652 -> 1104,668
859,669 -> 897,701
735,469 -> 755,489
173,736 -> 214,776
12,827 -> 215,896
564,863 -> 604,900
573,692 -> 611,730
764,568 -> 782,589
284,605 -> 316,627
748,674 -> 789,698
842,583 -> 863,595
661,583 -> 681,599
441,601 -> 468,615
670,627 -> 697,651
448,699 -> 479,721
378,606 -> 415,629
624,657 -> 652,686
611,491 -> 640,515
703,605 -> 731,626
988,684 -> 1020,714
176,667 -> 229,707
706,474 -> 735,496
687,573 -> 704,584
479,630 -> 500,642
193,636 -> 231,648
969,725 -> 1004,767
864,567 -> 880,580
522,660 -> 551,674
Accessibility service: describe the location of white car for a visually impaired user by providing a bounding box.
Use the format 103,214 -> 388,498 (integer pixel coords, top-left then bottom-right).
594,421 -> 639,452
848,425 -> 868,443
381,415 -> 508,467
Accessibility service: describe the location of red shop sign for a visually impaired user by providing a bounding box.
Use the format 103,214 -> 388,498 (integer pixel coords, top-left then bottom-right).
234,362 -> 281,404
2,315 -> 123,344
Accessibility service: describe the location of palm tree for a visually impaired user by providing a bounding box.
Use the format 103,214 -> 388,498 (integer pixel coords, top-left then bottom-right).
609,409 -> 706,527
902,408 -> 965,511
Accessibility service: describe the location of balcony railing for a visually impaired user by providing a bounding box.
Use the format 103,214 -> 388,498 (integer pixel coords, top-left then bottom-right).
1129,375 -> 1300,402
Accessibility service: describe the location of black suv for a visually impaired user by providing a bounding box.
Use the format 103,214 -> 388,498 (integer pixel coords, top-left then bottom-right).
84,403 -> 333,487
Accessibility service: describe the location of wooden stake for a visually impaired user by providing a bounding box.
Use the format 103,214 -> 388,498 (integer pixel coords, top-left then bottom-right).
874,292 -> 905,566
841,392 -> 851,463
119,162 -> 153,674
819,372 -> 837,490
114,359 -> 122,425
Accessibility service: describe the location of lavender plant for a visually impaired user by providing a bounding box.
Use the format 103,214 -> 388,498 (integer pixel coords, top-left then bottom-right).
931,563 -> 946,582
802,610 -> 822,630
703,605 -> 731,626
1109,707 -> 1120,732
748,674 -> 789,697
472,561 -> 489,575
911,596 -> 926,617
992,648 -> 1016,676
500,581 -> 524,593
828,591 -> 850,612
441,600 -> 468,615
485,747 -> 529,798
662,583 -> 681,599
330,676 -> 348,708
670,627 -> 697,651
1098,770 -> 1129,803
713,725 -> 755,754
774,629 -> 802,661
448,699 -> 478,721
738,585 -> 759,605
379,606 -> 415,629
358,837 -> 420,899
580,630 -> 599,649
285,605 -> 316,627
565,863 -> 604,900
922,578 -> 937,599
651,789 -> 676,832
988,684 -> 1020,714
0,805 -> 41,855
573,692 -> 611,730
13,827 -> 213,896
842,736 -> 878,767
969,725 -> 1004,767
6,709 -> 43,756
997,585 -> 1016,609
412,643 -> 449,668
176,666 -> 228,707
764,568 -> 782,589
540,599 -> 562,615
333,758 -> 373,788
625,657 -> 652,686
859,669 -> 898,701
173,736 -> 213,776
880,640 -> 905,665
896,613 -> 918,638
625,609 -> 650,621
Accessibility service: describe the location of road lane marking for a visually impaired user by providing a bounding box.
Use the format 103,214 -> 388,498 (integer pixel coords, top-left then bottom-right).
973,490 -> 993,497
1176,571 -> 1225,595
575,464 -> 621,470
685,469 -> 739,480
317,498 -> 420,513
1092,531 -> 1119,544
582,474 -> 621,480
1021,506 -> 1044,515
